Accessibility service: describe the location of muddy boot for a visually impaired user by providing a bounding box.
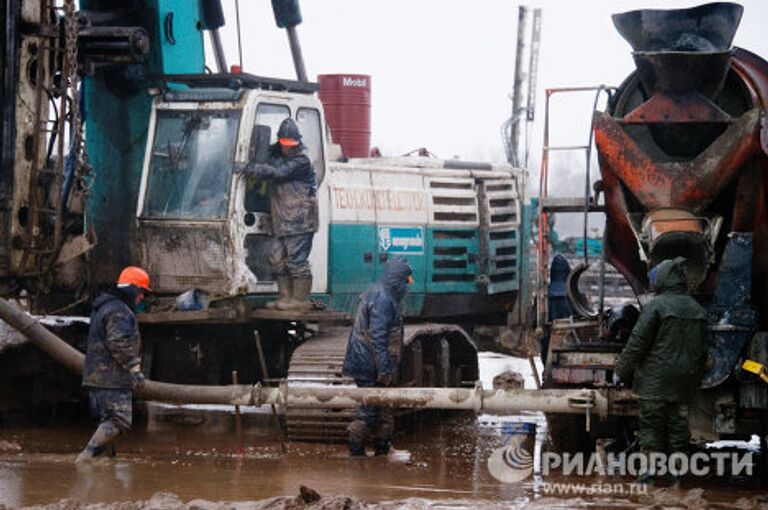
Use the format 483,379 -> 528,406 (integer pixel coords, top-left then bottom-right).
634,448 -> 659,485
349,441 -> 366,457
373,439 -> 391,456
347,419 -> 368,458
266,276 -> 292,310
76,421 -> 120,464
280,276 -> 312,313
373,409 -> 394,457
635,470 -> 654,485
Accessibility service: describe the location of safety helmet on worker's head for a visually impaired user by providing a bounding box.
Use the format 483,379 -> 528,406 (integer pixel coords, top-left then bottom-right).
117,266 -> 151,291
277,118 -> 302,147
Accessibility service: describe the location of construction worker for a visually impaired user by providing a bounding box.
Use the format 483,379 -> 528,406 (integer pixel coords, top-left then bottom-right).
76,266 -> 149,464
342,257 -> 413,457
238,118 -> 318,312
615,256 -> 708,484
541,254 -> 572,365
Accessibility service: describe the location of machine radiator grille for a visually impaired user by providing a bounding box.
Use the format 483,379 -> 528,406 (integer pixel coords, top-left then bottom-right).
480,179 -> 520,294
427,228 -> 478,292
428,179 -> 478,225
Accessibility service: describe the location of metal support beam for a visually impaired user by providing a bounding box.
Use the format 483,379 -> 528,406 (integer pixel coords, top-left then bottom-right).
286,26 -> 307,82
508,6 -> 528,167
210,29 -> 228,72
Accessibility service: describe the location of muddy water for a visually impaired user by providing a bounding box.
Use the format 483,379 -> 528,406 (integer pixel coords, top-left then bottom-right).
1,354 -> 766,509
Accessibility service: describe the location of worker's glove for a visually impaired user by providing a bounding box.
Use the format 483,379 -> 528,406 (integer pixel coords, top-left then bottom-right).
612,372 -> 622,387
246,163 -> 273,179
377,373 -> 393,387
130,369 -> 146,390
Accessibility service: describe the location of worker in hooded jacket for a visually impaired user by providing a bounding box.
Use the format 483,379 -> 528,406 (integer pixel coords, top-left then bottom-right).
342,257 -> 413,457
239,118 -> 318,313
615,256 -> 708,483
541,253 -> 572,365
76,266 -> 149,464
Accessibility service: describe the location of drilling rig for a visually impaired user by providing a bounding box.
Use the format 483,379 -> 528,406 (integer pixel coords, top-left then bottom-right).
0,1 -> 532,439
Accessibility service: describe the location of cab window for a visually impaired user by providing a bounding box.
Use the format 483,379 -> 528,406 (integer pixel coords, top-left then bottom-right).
143,109 -> 239,220
254,103 -> 290,143
296,107 -> 326,184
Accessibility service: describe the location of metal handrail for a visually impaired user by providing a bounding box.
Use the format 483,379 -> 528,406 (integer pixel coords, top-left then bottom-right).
536,86 -> 616,328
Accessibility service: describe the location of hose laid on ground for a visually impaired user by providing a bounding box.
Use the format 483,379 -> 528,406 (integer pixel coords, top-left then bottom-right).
0,297 -> 253,406
0,297 -> 609,417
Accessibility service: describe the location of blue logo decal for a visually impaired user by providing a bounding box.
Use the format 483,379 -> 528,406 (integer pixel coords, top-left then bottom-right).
378,226 -> 424,254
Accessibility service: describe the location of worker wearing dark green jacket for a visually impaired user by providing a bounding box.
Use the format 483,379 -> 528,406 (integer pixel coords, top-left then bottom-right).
615,257 -> 708,459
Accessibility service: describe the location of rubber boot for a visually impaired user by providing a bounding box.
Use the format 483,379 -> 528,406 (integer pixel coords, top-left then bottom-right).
634,450 -> 656,485
349,441 -> 366,457
279,276 -> 312,313
373,439 -> 391,456
347,419 -> 367,458
75,421 -> 120,464
265,275 -> 292,310
635,470 -> 654,486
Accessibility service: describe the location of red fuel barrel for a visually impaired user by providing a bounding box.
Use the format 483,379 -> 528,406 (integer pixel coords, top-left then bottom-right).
317,74 -> 371,158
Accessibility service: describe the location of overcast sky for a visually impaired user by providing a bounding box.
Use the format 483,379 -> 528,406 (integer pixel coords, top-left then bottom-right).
208,1 -> 768,235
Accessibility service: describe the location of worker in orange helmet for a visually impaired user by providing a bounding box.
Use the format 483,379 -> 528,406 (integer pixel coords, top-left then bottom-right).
76,266 -> 149,464
237,118 -> 319,313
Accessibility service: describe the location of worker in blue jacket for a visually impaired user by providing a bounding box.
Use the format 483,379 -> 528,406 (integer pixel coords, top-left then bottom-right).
76,267 -> 149,464
342,257 -> 413,457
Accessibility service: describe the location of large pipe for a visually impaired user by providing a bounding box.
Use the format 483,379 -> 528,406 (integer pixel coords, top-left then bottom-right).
0,296 -> 604,416
261,385 -> 606,417
0,296 -> 252,405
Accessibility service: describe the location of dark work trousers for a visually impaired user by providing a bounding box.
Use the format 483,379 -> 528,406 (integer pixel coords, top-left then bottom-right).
541,295 -> 571,365
267,233 -> 314,278
639,399 -> 691,454
88,387 -> 133,432
347,379 -> 394,446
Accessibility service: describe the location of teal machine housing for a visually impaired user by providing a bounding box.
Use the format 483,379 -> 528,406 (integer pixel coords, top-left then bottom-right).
82,0 -> 205,285
327,224 -> 523,319
325,177 -> 526,320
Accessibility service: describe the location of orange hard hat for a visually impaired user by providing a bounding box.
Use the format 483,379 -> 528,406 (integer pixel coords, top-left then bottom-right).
117,266 -> 151,291
278,137 -> 299,147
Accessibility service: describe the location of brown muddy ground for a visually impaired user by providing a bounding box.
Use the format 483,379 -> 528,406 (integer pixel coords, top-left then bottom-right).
1,355 -> 766,509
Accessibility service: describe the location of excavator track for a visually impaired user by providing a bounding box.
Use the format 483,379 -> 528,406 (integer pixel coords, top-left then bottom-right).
283,323 -> 480,443
285,327 -> 356,442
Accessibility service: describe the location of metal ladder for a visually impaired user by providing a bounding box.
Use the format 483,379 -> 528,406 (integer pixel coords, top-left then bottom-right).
536,86 -> 614,328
